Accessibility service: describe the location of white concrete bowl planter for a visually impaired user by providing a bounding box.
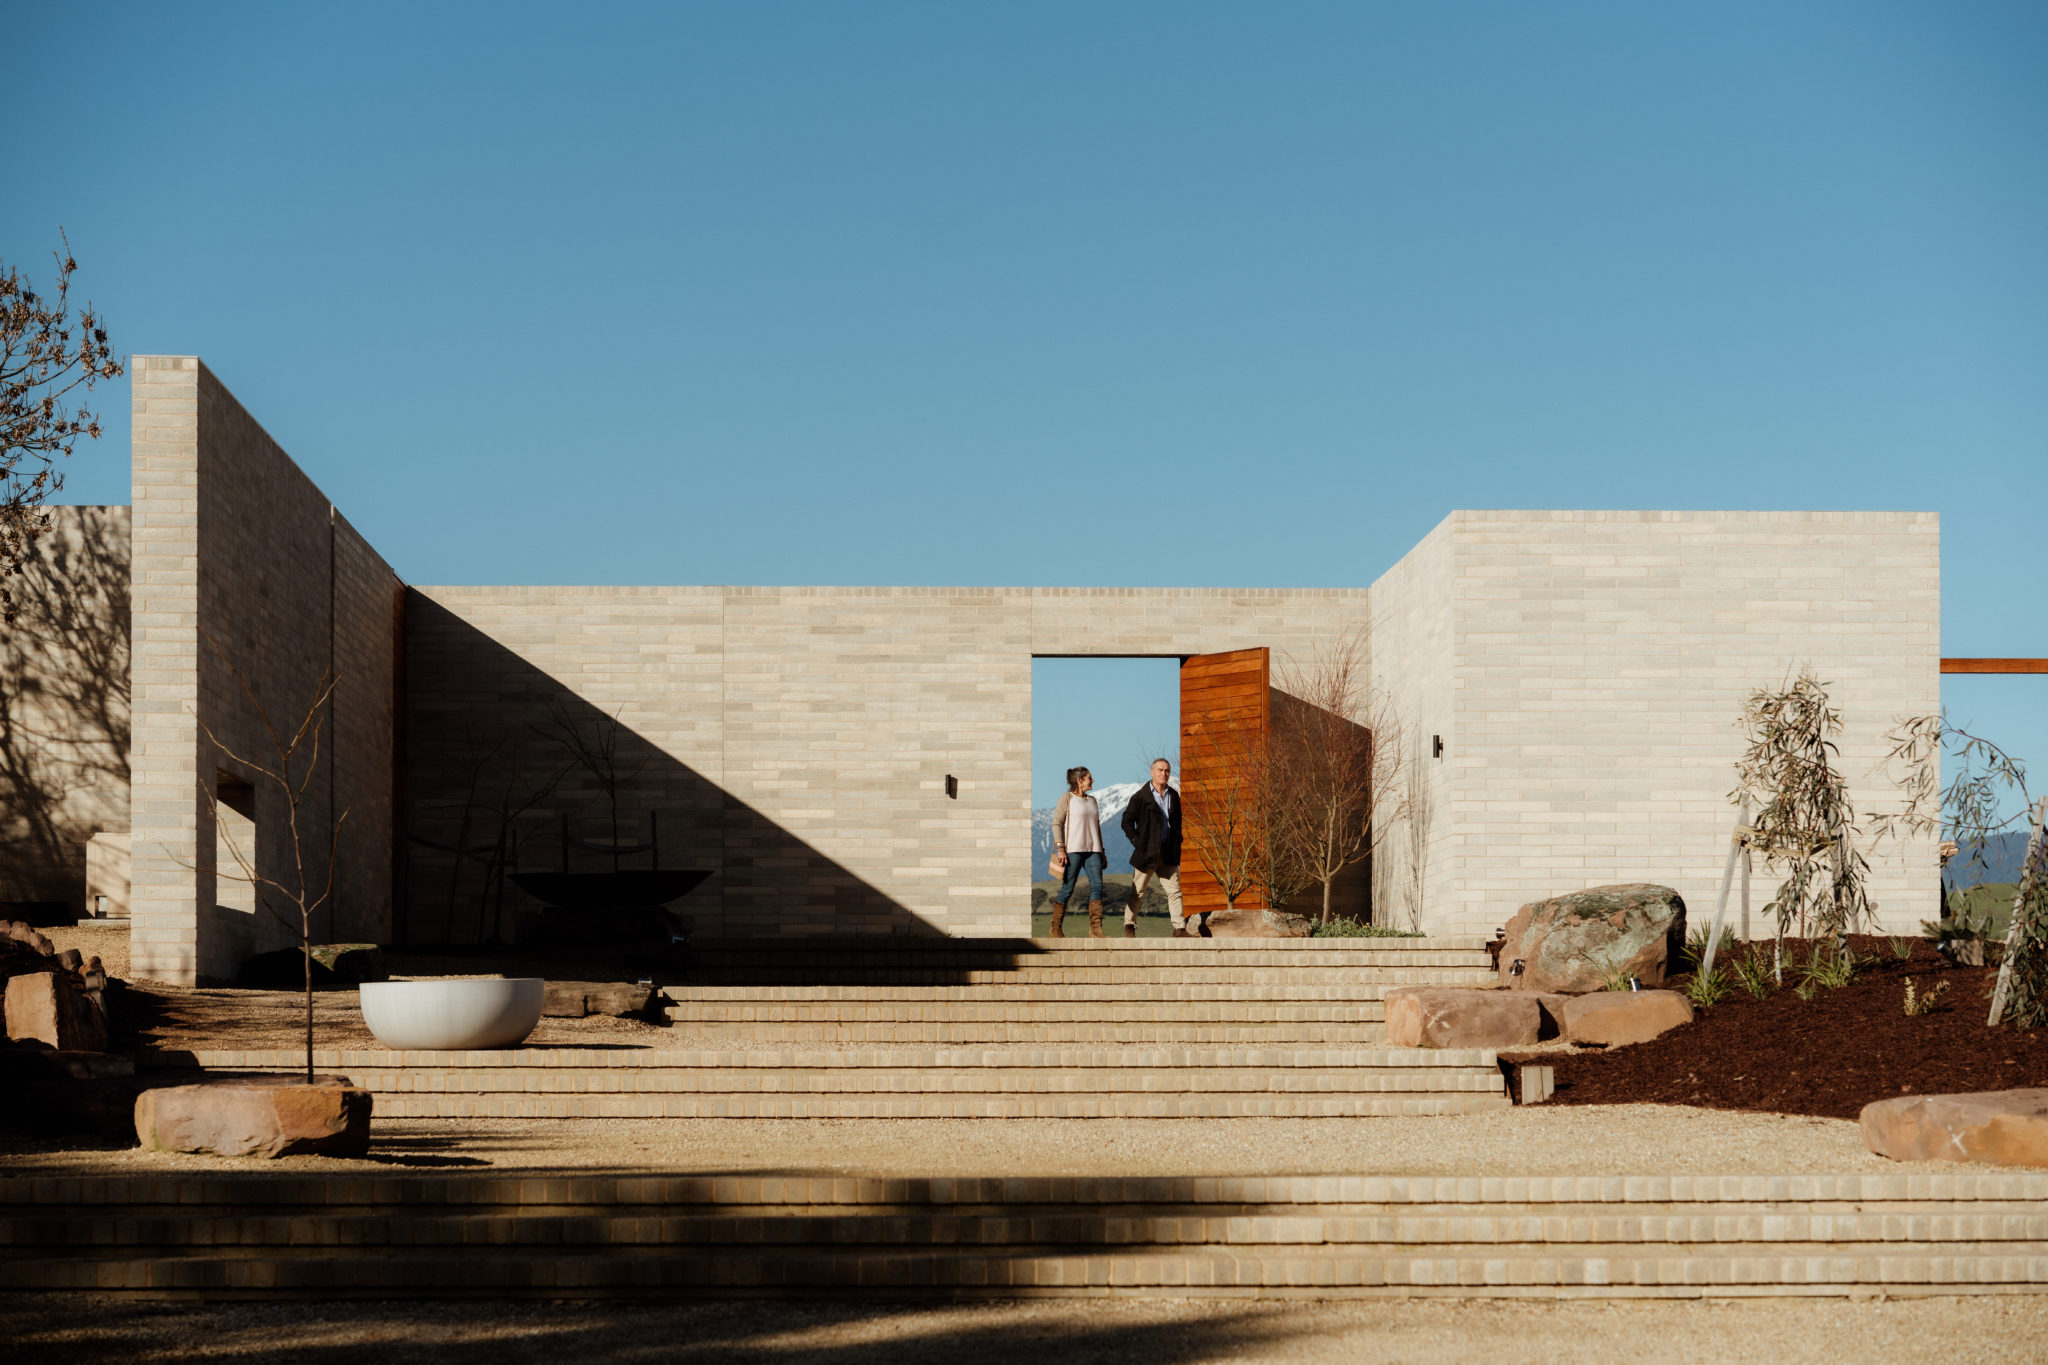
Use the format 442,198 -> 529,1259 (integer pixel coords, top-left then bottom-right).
358,978 -> 545,1050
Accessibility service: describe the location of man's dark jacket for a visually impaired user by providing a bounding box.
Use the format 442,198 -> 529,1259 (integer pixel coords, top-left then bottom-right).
1121,784 -> 1183,872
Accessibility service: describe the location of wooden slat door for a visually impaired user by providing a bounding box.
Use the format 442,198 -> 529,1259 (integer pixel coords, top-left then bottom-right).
1179,647 -> 1271,916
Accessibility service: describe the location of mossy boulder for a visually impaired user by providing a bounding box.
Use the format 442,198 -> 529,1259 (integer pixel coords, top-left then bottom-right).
238,943 -> 389,990
1498,884 -> 1687,993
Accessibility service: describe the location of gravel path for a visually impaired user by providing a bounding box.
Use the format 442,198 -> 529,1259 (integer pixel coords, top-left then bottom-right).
6,1293 -> 2047,1363
2,1106 -> 1952,1178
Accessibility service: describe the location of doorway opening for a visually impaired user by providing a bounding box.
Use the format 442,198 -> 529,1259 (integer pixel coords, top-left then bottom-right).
1031,657 -> 1180,936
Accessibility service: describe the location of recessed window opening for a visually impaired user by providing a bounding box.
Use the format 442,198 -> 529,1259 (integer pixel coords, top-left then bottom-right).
213,772 -> 257,919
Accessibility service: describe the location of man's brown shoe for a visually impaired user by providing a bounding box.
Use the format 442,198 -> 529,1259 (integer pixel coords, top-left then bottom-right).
1171,927 -> 1190,938
1123,922 -> 1137,938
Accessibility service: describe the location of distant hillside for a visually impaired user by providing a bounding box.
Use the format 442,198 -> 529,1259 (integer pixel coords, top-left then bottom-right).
1951,832 -> 2033,886
1032,780 -> 1177,873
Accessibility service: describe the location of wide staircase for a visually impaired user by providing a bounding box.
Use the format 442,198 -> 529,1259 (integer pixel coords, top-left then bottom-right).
146,937 -> 1513,1119
7,1170 -> 2046,1298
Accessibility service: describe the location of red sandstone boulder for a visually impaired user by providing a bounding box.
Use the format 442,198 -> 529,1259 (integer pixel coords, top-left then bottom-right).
1498,884 -> 1687,992
1204,909 -> 1313,939
1558,989 -> 1693,1046
1861,1089 -> 2048,1168
134,1077 -> 373,1159
4,969 -> 109,1051
1385,987 -> 1541,1048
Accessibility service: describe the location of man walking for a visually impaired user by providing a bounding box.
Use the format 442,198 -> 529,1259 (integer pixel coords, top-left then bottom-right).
1122,757 -> 1201,938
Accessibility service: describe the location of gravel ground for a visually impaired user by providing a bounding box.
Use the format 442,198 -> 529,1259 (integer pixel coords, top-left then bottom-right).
5,1293 -> 2047,1363
42,923 -> 130,983
0,1106 -> 1953,1178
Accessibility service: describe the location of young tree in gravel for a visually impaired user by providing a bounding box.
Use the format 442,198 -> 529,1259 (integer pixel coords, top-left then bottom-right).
2,231 -> 122,624
1732,671 -> 1874,977
194,638 -> 347,1085
1269,634 -> 1405,925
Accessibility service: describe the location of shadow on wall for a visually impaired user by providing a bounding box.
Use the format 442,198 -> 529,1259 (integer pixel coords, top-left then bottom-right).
1267,688 -> 1373,925
401,595 -> 934,945
0,508 -> 130,914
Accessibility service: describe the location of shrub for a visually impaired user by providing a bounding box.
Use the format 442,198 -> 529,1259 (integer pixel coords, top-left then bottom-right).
1680,926 -> 1737,972
1902,977 -> 1949,1017
1312,917 -> 1425,939
1729,946 -> 1774,1000
1684,966 -> 1731,1008
1801,941 -> 1856,991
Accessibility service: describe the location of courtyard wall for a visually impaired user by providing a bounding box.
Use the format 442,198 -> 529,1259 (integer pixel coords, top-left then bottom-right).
128,357 -> 400,984
91,358 -> 1945,966
0,506 -> 131,915
403,586 -> 1371,940
1373,509 -> 1943,938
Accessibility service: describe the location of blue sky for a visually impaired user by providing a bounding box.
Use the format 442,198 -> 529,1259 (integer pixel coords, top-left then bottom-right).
9,2 -> 2044,815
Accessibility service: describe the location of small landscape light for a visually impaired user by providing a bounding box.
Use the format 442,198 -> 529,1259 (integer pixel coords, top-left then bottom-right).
944,774 -> 958,799
1432,735 -> 1444,759
1509,958 -> 1525,977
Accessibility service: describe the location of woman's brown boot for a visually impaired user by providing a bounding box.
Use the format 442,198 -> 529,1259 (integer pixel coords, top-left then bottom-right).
1049,902 -> 1066,938
1088,900 -> 1106,938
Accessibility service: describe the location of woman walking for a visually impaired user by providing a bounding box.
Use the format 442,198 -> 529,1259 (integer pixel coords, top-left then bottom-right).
1048,766 -> 1109,938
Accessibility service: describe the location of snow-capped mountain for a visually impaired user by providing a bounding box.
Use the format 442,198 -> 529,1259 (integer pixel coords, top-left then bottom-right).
1032,779 -> 1177,876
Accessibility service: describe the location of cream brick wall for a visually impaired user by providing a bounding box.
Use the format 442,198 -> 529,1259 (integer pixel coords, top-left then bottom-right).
1366,519 -> 1456,932
108,359 -> 1943,955
0,506 -> 130,912
1428,510 -> 1941,938
406,587 -> 1376,940
128,357 -> 399,984
408,530 -> 1938,944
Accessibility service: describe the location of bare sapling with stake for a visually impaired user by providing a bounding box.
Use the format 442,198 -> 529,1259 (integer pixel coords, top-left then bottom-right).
193,636 -> 346,1084
1732,670 -> 1874,983
1871,710 -> 2031,910
1987,797 -> 2048,1029
1267,633 -> 1404,925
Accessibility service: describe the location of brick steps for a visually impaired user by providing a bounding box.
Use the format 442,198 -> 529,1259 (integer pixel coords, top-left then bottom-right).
142,1046 -> 1506,1119
7,1172 -> 2044,1298
665,984 -> 1463,1002
137,935 -> 1506,1120
658,1023 -> 1391,1045
662,1002 -> 1388,1024
672,969 -> 1497,987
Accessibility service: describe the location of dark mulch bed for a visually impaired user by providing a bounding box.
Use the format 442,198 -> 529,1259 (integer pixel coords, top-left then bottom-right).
1504,934 -> 2048,1119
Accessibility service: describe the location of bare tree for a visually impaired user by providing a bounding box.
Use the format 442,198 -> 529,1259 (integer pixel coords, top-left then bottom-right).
191,637 -> 346,1084
2,231 -> 122,624
1732,670 -> 1874,966
1268,634 -> 1404,925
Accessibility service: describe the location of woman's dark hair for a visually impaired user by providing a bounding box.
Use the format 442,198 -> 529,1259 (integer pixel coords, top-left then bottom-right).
1065,766 -> 1091,794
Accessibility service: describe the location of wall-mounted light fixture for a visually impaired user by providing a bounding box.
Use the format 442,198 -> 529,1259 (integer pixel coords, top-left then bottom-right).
944,774 -> 958,799
1432,735 -> 1444,759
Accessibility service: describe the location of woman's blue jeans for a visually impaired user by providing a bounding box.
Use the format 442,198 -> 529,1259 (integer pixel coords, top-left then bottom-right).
1053,851 -> 1107,906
